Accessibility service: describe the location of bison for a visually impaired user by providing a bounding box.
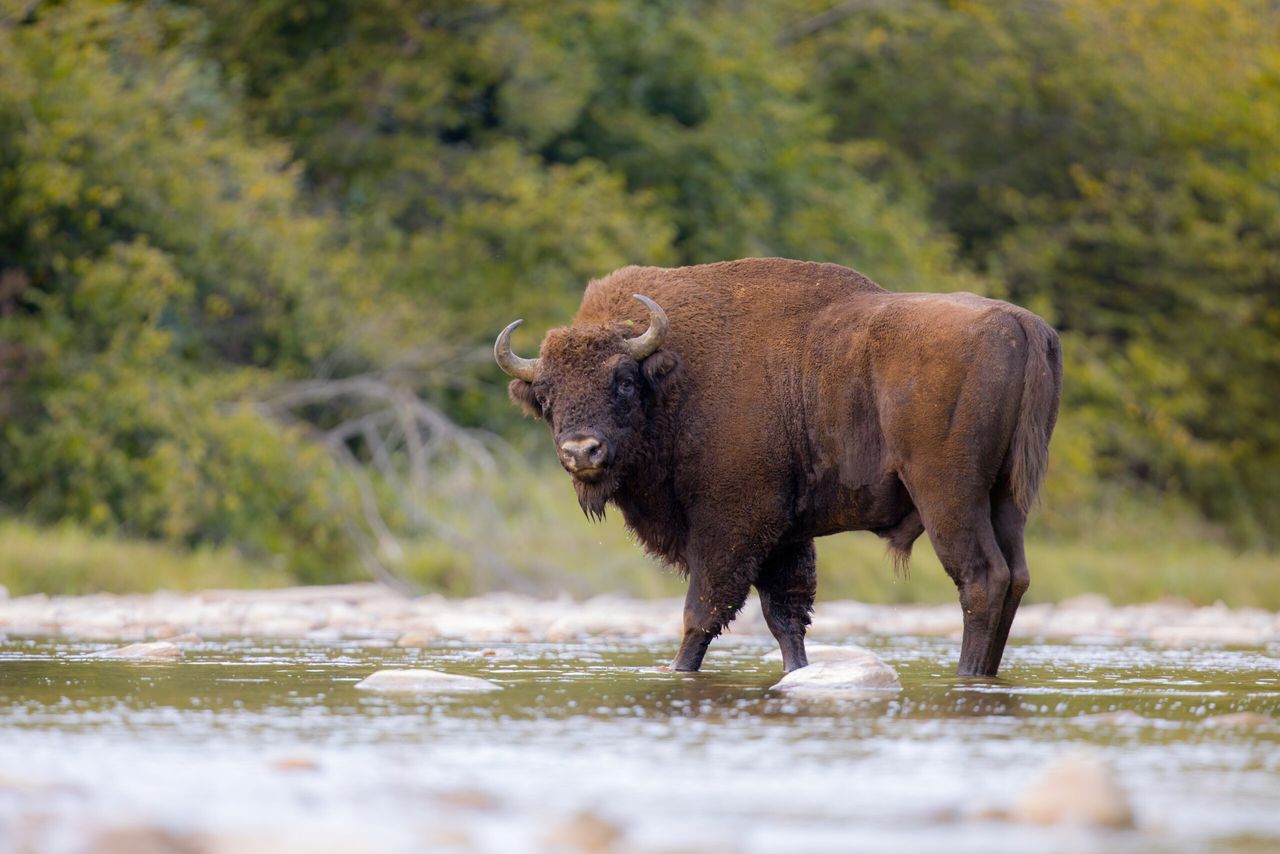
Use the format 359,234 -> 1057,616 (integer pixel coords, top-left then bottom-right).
495,258 -> 1061,677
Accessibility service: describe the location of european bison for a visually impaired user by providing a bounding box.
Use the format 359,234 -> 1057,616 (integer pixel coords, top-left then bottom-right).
495,258 -> 1061,677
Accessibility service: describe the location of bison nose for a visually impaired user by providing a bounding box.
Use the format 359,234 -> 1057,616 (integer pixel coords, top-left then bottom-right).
557,433 -> 609,473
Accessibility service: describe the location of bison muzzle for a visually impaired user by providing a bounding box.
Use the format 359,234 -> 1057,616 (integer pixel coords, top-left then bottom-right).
496,258 -> 1062,677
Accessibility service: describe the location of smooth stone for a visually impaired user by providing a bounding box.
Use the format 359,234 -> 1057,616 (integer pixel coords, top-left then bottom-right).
1203,711 -> 1273,729
394,630 -> 438,648
1055,593 -> 1113,611
544,611 -> 676,643
1075,710 -> 1147,727
90,641 -> 182,660
354,668 -> 500,694
252,618 -> 317,638
434,788 -> 499,810
270,754 -> 320,772
88,825 -> 202,854
540,810 -> 623,854
1010,752 -> 1135,829
772,654 -> 901,695
1151,624 -> 1272,647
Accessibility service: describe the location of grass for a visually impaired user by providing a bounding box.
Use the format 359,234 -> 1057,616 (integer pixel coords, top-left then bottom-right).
396,461 -> 1280,609
2,462 -> 1278,609
0,520 -> 292,597
814,530 -> 1280,609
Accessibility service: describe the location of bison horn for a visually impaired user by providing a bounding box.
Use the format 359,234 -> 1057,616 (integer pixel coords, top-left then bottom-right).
494,319 -> 539,381
624,294 -> 669,360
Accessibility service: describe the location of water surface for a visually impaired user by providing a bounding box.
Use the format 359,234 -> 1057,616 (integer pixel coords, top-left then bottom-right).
1,637 -> 1277,852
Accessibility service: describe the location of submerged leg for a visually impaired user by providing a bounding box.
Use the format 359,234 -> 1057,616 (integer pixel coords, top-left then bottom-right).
671,557 -> 754,672
987,496 -> 1030,675
923,499 -> 1011,677
756,540 -> 817,672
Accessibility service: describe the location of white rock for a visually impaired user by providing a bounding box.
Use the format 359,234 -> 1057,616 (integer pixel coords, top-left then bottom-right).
252,616 -> 320,639
540,810 -> 623,853
1151,624 -> 1272,647
772,653 -> 900,695
395,630 -> 438,648
1055,593 -> 1113,611
1075,710 -> 1147,727
1011,751 -> 1134,829
1202,712 -> 1273,729
354,668 -> 501,694
868,605 -> 963,638
543,608 -> 679,643
90,641 -> 182,660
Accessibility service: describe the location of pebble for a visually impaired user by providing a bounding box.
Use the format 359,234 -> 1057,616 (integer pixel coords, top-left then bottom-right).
87,826 -> 202,854
354,668 -> 501,694
434,788 -> 499,810
1075,710 -> 1147,727
1009,752 -> 1135,829
89,641 -> 182,660
771,651 -> 901,695
0,584 -> 1276,647
541,810 -> 623,853
394,630 -> 437,648
270,755 -> 319,772
1202,711 -> 1273,729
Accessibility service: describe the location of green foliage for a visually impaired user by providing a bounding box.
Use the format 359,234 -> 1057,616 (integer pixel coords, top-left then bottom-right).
800,0 -> 1280,544
0,3 -> 377,579
0,0 -> 1276,595
189,0 -> 972,300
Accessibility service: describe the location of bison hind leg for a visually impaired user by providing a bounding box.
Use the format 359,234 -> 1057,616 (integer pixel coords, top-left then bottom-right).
874,509 -> 925,578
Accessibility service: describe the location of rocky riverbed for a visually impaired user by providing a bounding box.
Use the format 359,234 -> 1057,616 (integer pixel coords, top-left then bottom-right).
1,586 -> 1277,854
2,584 -> 1277,647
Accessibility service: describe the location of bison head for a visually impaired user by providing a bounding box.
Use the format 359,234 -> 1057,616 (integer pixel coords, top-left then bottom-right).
495,294 -> 681,518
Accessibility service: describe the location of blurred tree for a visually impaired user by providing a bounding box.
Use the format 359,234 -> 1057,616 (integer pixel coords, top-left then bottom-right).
188,0 -> 974,301
0,3 -> 390,577
1,0 -> 1276,588
798,0 -> 1280,544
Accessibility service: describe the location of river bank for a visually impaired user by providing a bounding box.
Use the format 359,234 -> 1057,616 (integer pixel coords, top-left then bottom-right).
1,584 -> 1276,648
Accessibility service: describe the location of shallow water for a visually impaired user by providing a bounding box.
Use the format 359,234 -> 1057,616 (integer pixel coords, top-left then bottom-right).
1,636 -> 1277,853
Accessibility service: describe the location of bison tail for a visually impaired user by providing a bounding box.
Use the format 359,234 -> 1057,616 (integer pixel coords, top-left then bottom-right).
1008,314 -> 1063,515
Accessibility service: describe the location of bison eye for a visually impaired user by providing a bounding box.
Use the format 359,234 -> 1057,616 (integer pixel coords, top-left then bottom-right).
535,393 -> 550,415
616,377 -> 635,397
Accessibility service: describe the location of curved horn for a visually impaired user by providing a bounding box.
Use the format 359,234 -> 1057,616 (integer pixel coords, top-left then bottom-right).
624,294 -> 669,360
494,319 -> 539,381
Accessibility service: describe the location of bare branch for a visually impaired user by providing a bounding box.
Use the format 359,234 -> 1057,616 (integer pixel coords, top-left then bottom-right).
776,0 -> 889,46
258,372 -> 525,596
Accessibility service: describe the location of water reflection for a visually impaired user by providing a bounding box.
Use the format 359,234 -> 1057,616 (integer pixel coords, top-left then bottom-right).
0,638 -> 1277,852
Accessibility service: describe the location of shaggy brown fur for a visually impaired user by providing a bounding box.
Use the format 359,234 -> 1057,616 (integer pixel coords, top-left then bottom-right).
504,258 -> 1061,676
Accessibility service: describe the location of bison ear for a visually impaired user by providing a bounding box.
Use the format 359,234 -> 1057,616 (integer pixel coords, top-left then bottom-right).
508,379 -> 541,419
641,349 -> 681,401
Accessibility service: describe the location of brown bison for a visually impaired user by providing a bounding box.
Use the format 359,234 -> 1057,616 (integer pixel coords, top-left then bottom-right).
495,258 -> 1061,677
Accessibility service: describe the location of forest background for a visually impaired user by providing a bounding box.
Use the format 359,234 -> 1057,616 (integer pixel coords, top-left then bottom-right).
1,0 -> 1277,607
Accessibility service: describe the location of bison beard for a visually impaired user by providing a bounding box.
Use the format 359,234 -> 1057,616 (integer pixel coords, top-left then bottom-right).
496,258 -> 1062,678
574,476 -> 613,522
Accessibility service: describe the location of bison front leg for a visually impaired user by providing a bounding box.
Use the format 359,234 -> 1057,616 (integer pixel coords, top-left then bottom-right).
756,540 -> 816,673
670,556 -> 755,673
